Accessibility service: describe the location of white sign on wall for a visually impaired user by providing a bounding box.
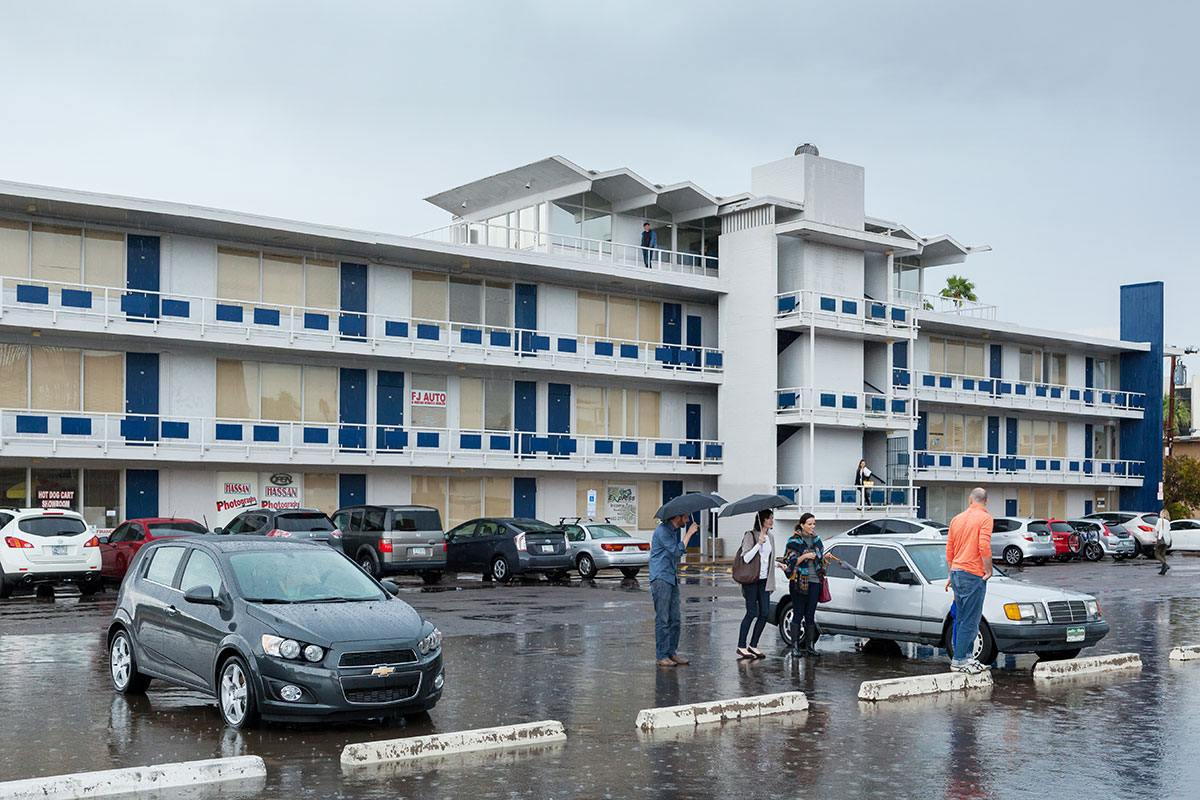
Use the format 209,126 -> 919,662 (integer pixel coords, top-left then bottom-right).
215,471 -> 258,526
587,489 -> 597,518
261,472 -> 302,511
410,390 -> 447,407
606,485 -> 637,528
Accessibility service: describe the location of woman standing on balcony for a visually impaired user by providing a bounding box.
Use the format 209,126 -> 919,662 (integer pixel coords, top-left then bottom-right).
855,459 -> 875,508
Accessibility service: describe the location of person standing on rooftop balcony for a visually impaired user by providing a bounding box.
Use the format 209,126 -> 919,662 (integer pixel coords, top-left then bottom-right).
855,459 -> 874,508
641,222 -> 658,268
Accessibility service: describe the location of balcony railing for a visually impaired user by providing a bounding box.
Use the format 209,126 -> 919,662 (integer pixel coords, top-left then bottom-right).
0,278 -> 724,375
775,484 -> 916,518
0,408 -> 723,468
914,451 -> 1144,482
775,387 -> 914,425
912,371 -> 1145,415
413,222 -> 719,278
775,289 -> 915,334
894,290 -> 998,320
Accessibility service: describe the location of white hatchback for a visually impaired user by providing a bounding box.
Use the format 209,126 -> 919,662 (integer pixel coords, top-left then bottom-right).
0,508 -> 102,598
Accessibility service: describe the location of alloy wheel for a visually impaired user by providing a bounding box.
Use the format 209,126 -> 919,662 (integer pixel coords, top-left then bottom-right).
110,635 -> 131,690
220,662 -> 249,726
578,554 -> 596,579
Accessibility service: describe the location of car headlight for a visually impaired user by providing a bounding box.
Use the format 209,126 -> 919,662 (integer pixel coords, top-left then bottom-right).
1004,603 -> 1044,622
303,644 -> 325,663
262,634 -> 324,662
417,628 -> 443,655
1086,600 -> 1101,620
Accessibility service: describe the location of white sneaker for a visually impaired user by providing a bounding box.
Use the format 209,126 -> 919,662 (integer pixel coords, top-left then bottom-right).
951,661 -> 983,675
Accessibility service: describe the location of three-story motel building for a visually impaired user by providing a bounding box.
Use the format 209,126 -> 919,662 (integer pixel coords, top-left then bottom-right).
0,145 -> 1163,548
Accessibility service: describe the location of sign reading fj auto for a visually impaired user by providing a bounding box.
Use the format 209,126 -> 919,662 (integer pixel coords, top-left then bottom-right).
410,390 -> 447,407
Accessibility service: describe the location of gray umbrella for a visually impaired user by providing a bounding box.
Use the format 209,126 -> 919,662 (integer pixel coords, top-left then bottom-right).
717,493 -> 793,518
655,492 -> 726,521
825,553 -> 884,588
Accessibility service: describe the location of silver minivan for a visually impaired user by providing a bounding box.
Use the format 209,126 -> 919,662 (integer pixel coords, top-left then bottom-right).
332,504 -> 447,584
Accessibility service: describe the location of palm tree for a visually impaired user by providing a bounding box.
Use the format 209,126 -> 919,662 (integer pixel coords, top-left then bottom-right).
1164,396 -> 1192,434
939,275 -> 978,308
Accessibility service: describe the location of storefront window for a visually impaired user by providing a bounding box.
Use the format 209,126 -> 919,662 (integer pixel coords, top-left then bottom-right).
83,469 -> 119,529
0,468 -> 27,508
31,468 -> 78,511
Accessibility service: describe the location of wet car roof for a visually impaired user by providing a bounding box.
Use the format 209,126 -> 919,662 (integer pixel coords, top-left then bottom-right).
145,535 -> 316,554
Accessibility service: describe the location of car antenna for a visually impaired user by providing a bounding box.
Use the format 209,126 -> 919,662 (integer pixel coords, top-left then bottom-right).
202,514 -> 210,530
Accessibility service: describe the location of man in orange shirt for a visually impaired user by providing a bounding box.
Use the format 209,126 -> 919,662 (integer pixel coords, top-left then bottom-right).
945,487 -> 993,674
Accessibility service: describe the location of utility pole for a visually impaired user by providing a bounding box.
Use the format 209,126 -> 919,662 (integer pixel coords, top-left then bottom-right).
1167,354 -> 1177,459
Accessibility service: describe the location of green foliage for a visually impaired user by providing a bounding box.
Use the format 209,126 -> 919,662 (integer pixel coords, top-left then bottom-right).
939,275 -> 978,307
1164,455 -> 1200,514
1165,501 -> 1192,521
1163,395 -> 1192,433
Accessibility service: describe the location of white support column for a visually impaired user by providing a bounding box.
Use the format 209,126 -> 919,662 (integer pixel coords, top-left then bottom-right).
809,325 -> 816,507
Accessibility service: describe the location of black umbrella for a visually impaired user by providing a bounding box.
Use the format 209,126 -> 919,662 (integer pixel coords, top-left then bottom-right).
717,493 -> 793,518
655,492 -> 726,521
825,553 -> 885,588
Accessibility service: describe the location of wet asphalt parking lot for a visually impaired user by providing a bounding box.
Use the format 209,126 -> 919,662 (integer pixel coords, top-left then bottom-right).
3,556 -> 1200,799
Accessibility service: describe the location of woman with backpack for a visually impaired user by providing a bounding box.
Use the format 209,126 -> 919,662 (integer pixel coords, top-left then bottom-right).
735,509 -> 776,658
779,513 -> 826,656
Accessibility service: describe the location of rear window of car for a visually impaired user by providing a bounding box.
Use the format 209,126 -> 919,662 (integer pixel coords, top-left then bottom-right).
392,510 -> 443,532
1143,515 -> 1160,526
1108,524 -> 1128,534
588,525 -> 632,539
1049,522 -> 1074,533
511,520 -> 554,532
148,522 -> 207,536
17,516 -> 87,536
275,513 -> 335,532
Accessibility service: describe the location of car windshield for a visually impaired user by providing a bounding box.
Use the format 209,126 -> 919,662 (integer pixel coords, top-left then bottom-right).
17,516 -> 88,536
275,513 -> 335,532
588,525 -> 632,539
905,544 -> 949,582
511,520 -> 554,532
230,550 -> 384,603
148,522 -> 207,536
391,510 -> 442,531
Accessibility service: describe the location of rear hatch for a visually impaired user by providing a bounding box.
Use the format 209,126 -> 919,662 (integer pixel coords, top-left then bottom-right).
16,514 -> 94,566
274,512 -> 339,546
521,529 -> 568,556
1027,522 -> 1053,543
386,508 -> 445,561
1048,521 -> 1074,544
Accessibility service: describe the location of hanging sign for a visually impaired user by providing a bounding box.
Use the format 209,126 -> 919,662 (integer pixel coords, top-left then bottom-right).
411,390 -> 447,407
261,472 -> 302,510
37,489 -> 74,508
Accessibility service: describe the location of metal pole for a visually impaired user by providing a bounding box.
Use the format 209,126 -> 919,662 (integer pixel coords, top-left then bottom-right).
1167,354 -> 1177,458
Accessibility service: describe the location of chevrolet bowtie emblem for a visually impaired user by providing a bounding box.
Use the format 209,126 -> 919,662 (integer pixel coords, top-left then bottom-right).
371,666 -> 396,677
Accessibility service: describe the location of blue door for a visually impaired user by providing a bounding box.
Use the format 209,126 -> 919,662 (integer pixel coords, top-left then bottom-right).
339,262 -> 366,340
686,315 -> 702,369
663,303 -> 682,345
339,368 -> 367,450
1085,357 -> 1094,388
548,383 -> 570,456
377,371 -> 405,450
893,341 -> 909,386
515,284 -> 537,355
123,353 -> 159,443
513,478 -> 536,518
125,234 -> 160,320
987,416 -> 1000,455
1006,499 -> 1018,516
686,404 -> 701,459
515,381 -> 536,455
340,474 -> 366,508
125,469 -> 159,519
989,344 -> 1002,378
1084,424 -> 1093,458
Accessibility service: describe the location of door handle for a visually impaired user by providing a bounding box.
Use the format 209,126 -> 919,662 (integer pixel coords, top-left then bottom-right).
166,605 -> 179,616
855,587 -> 872,593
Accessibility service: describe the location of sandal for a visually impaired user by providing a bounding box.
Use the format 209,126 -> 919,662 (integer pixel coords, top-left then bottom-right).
736,647 -> 754,659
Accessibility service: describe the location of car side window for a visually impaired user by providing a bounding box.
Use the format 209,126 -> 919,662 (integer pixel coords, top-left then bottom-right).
852,520 -> 885,536
825,545 -> 863,579
448,522 -> 476,539
108,523 -> 129,543
349,510 -> 364,530
564,525 -> 585,542
179,550 -> 223,594
332,511 -> 351,531
223,516 -> 244,535
862,546 -> 917,585
248,514 -> 269,531
991,519 -> 1013,533
363,508 -> 385,532
127,524 -> 146,542
144,546 -> 187,587
884,520 -> 921,534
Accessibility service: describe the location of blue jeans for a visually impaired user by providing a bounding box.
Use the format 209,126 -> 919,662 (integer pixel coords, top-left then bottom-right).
950,569 -> 987,663
738,579 -> 770,648
650,579 -> 681,659
642,247 -> 652,268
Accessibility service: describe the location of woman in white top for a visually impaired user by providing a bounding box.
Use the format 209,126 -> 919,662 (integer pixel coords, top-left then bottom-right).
736,509 -> 776,659
1154,508 -> 1172,575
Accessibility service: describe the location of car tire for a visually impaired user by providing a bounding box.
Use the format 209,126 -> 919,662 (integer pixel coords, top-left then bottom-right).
577,553 -> 597,579
1083,541 -> 1104,562
357,550 -> 380,578
79,576 -> 102,596
0,574 -> 13,599
218,655 -> 260,730
620,567 -> 641,578
420,571 -> 442,585
1003,546 -> 1023,566
948,618 -> 998,666
490,556 -> 512,583
109,630 -> 151,694
777,599 -> 804,648
1038,648 -> 1082,662
549,570 -> 570,582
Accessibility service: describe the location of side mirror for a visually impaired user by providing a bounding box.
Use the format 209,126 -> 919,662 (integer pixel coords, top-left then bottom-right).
183,585 -> 220,605
214,527 -> 224,536
380,580 -> 401,596
98,536 -> 110,545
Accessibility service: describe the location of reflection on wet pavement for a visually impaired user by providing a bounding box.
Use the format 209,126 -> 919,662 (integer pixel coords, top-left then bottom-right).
1,559 -> 1199,797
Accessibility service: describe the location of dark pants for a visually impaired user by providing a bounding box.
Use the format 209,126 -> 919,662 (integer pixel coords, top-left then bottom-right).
950,569 -> 987,663
738,579 -> 770,648
642,247 -> 652,268
1155,542 -> 1169,571
790,580 -> 821,646
650,579 -> 681,660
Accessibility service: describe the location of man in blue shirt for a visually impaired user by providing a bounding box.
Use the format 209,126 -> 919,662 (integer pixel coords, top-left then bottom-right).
649,513 -> 698,666
640,223 -> 658,268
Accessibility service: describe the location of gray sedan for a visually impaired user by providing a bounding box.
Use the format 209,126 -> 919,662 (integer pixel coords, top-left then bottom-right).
559,519 -> 650,579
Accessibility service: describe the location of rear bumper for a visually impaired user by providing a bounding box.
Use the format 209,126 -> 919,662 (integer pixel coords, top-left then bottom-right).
3,568 -> 100,587
991,620 -> 1109,653
592,551 -> 651,569
380,558 -> 448,575
515,552 -> 574,572
1016,541 -> 1056,558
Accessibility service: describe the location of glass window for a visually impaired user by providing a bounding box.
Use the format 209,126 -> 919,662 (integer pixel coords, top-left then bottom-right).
261,254 -> 303,307
392,508 -> 442,531
216,359 -> 258,419
448,477 -> 482,529
1044,353 -> 1067,385
144,545 -> 186,586
147,522 -> 207,536
862,546 -> 913,584
304,259 -> 338,310
483,477 -> 511,518
638,391 -> 660,438
180,551 -> 223,594
31,225 -> 81,284
927,412 -> 945,451
608,388 -> 634,438
83,230 -> 124,288
944,342 -> 965,376
576,387 -> 605,436
459,377 -> 483,429
582,207 -> 611,243
1019,349 -> 1041,383
677,226 -> 703,257
260,363 -> 302,421
449,277 -> 482,324
484,282 -> 512,328
411,272 -> 448,321
609,296 -> 637,342
362,508 -> 385,532
928,338 -> 944,374
637,481 -> 660,531
638,301 -> 661,344
1094,360 -> 1111,390
590,524 -> 632,539
303,366 -> 337,423
517,206 -> 539,249
0,219 -> 29,279
577,293 -> 607,339
487,214 -> 511,248
576,480 -> 606,517
31,346 -> 80,411
82,469 -> 119,529
564,524 -> 585,542
947,413 -> 964,453
275,513 -> 335,532
217,248 -> 260,302
484,379 -> 512,431
412,475 -> 447,524
410,374 -> 447,428
17,514 -> 86,535
905,544 -> 949,582
825,545 -> 863,579
305,474 -> 337,516
0,468 -> 26,509
550,196 -> 583,240
0,344 -> 28,408
83,351 -> 123,413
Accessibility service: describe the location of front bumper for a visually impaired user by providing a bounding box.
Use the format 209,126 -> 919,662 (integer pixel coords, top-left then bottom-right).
254,651 -> 444,723
991,619 -> 1110,653
515,552 -> 574,573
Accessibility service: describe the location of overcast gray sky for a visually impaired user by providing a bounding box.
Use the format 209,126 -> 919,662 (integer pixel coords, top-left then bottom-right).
2,1 -> 1196,375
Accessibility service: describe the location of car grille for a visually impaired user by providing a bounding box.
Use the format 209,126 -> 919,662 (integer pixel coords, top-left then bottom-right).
339,648 -> 418,668
1047,600 -> 1088,624
344,676 -> 420,704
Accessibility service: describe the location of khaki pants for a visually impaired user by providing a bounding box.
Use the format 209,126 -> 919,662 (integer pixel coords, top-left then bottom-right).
1155,542 -> 1169,569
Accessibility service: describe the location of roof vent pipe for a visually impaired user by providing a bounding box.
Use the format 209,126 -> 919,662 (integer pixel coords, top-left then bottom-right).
794,143 -> 819,156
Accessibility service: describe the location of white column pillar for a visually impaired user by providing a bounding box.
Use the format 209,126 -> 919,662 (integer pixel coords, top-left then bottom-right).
809,325 -> 816,509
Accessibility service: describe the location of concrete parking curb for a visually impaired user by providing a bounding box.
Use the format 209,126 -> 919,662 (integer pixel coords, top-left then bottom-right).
1169,645 -> 1200,662
1032,652 -> 1142,679
0,756 -> 266,800
340,720 -> 566,767
634,691 -> 808,731
858,671 -> 993,702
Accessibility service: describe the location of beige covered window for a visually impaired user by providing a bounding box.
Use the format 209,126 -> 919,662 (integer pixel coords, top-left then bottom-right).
608,296 -> 637,342
83,351 -> 123,413
1018,419 -> 1033,456
459,377 -> 483,429
305,473 -> 338,516
217,248 -> 260,302
31,346 -> 80,411
929,339 -> 944,374
448,477 -> 483,529
0,343 -> 29,408
0,219 -> 29,279
638,391 -> 660,438
638,301 -> 661,343
637,480 -> 660,531
303,366 -> 337,423
577,292 -> 607,339
608,389 -> 635,438
575,386 -> 604,435
412,272 -> 448,321
83,230 -> 124,288
927,412 -> 946,451
304,259 -> 338,309
484,379 -> 512,430
484,282 -> 512,328
31,225 -> 82,284
483,477 -> 511,518
260,363 -> 302,421
412,475 -> 447,524
576,479 -> 606,518
1051,421 -> 1067,457
449,277 -> 482,324
964,415 -> 984,453
216,359 -> 258,419
261,254 -> 303,307
929,337 -> 985,377
1044,352 -> 1067,385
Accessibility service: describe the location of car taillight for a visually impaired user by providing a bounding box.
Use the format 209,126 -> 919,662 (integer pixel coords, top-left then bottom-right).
84,536 -> 99,547
1138,525 -> 1154,532
1023,535 -> 1033,542
600,543 -> 625,552
330,528 -> 342,539
379,539 -> 393,553
515,533 -> 527,552
638,543 -> 650,551
442,542 -> 447,552
267,529 -> 291,537
4,536 -> 33,549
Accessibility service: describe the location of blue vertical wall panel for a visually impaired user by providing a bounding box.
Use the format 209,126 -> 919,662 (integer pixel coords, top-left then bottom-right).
126,234 -> 160,319
340,474 -> 366,508
513,477 -> 537,518
126,469 -> 159,519
1118,282 -> 1163,510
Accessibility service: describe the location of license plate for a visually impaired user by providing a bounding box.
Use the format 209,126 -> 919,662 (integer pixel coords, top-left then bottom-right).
541,545 -> 554,553
411,548 -> 429,557
52,545 -> 68,556
1066,626 -> 1085,643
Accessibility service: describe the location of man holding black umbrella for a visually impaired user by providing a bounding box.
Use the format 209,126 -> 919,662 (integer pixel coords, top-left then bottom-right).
649,512 -> 699,666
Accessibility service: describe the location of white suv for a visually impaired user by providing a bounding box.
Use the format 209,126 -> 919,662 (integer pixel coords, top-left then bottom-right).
0,508 -> 102,598
1083,511 -> 1161,558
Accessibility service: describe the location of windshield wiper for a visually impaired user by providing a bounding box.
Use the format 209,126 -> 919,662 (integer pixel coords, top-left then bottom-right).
308,596 -> 374,603
246,597 -> 301,604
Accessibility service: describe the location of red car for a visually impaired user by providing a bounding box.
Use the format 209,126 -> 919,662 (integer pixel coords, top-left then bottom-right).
1048,519 -> 1078,561
99,518 -> 209,581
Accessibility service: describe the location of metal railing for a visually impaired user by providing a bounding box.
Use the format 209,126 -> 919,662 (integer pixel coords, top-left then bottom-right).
0,277 -> 724,374
914,451 -> 1144,480
775,484 -> 916,514
775,289 -> 916,332
775,387 -> 914,421
913,371 -> 1145,414
893,289 -> 998,320
413,221 -> 719,278
0,408 -> 724,466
